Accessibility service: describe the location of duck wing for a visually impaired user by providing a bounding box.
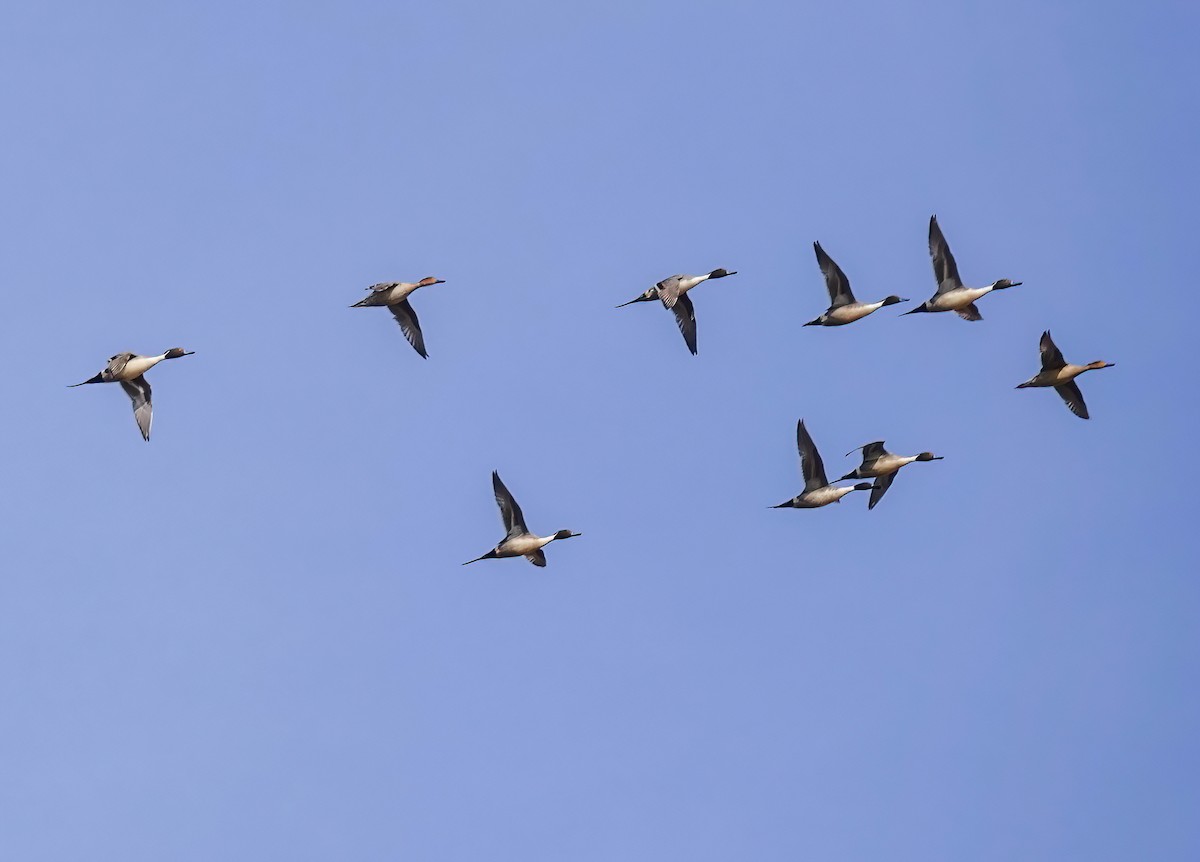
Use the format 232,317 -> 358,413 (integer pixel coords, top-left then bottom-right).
389,299 -> 428,358
525,550 -> 547,567
1039,330 -> 1067,371
119,376 -> 153,441
868,471 -> 897,510
492,471 -> 529,538
854,440 -> 888,468
814,242 -> 855,307
797,419 -> 829,492
1055,380 -> 1089,419
929,216 -> 963,294
955,302 -> 983,322
671,293 -> 698,355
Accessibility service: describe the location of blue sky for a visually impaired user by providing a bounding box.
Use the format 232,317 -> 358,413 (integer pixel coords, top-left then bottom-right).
2,1 -> 1197,859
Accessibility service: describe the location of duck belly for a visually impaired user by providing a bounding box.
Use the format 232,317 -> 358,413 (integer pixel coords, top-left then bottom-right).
503,535 -> 548,555
934,288 -> 986,311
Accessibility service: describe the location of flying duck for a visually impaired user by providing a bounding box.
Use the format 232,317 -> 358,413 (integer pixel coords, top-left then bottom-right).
617,268 -> 736,354
903,216 -> 1021,321
1016,330 -> 1114,419
839,441 -> 943,510
351,276 -> 446,358
69,348 -> 195,441
463,472 -> 582,567
803,242 -> 907,326
772,419 -> 872,509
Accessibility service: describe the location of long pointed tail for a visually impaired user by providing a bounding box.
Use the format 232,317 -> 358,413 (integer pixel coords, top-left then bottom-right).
68,373 -> 104,387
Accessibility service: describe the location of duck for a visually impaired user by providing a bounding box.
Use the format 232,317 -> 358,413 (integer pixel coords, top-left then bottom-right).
1016,330 -> 1114,419
616,268 -> 736,354
903,215 -> 1021,321
803,242 -> 907,326
839,441 -> 943,510
69,348 -> 195,441
351,276 -> 446,358
771,419 -> 873,509
463,472 -> 582,567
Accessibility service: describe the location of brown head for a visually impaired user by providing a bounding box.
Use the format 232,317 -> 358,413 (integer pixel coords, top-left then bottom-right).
1086,361 -> 1115,371
417,277 -> 446,287
916,452 -> 943,462
164,348 -> 195,359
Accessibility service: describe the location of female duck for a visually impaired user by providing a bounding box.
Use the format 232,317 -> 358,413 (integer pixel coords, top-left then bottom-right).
69,348 -> 195,441
351,276 -> 446,358
803,242 -> 906,326
1016,330 -> 1114,419
463,472 -> 582,567
903,215 -> 1020,321
772,419 -> 872,509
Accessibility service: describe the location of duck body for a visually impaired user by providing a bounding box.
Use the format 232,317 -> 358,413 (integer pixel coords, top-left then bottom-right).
807,298 -> 908,326
775,484 -> 869,509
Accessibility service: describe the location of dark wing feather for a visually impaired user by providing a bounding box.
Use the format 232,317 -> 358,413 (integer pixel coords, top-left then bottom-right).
1039,330 -> 1067,370
860,441 -> 887,463
525,550 -> 547,567
671,293 -> 698,355
797,419 -> 829,492
389,299 -> 428,358
929,216 -> 963,294
955,302 -> 983,321
119,376 -> 153,441
492,472 -> 529,537
814,242 -> 855,307
868,471 -> 897,510
1055,381 -> 1089,419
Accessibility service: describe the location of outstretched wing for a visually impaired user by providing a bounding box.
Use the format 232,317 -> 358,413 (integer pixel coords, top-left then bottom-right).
657,275 -> 684,309
929,215 -> 963,294
492,471 -> 529,537
868,471 -> 897,510
119,376 -> 153,441
1055,381 -> 1089,419
1039,330 -> 1067,371
797,419 -> 829,492
525,550 -> 547,567
671,293 -> 698,355
389,299 -> 428,358
857,440 -> 888,466
814,242 -> 855,307
955,302 -> 983,321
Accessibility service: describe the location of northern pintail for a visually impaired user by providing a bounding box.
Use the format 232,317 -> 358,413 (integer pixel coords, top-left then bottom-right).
351,276 -> 446,358
903,216 -> 1021,321
803,242 -> 907,326
772,419 -> 872,509
616,268 -> 736,354
463,472 -> 582,567
69,348 -> 195,441
1016,330 -> 1114,419
839,441 -> 943,510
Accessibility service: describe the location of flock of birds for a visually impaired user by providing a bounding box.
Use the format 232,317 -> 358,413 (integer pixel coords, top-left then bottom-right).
70,215 -> 1115,567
